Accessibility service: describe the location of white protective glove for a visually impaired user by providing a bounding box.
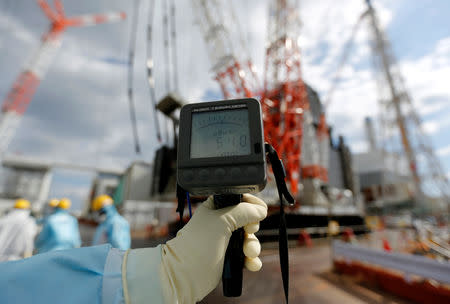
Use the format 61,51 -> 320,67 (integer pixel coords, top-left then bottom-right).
160,193 -> 267,303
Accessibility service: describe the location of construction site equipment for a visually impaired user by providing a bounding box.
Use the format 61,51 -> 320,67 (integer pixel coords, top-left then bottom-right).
145,0 -> 162,143
0,0 -> 126,156
191,0 -> 259,98
333,240 -> 450,303
323,10 -> 368,108
262,0 -> 332,208
127,0 -> 142,154
365,0 -> 450,211
261,0 -> 307,195
0,157 -> 53,213
193,0 -> 330,201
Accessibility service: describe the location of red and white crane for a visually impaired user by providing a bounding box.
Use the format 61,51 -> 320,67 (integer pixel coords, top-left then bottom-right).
192,0 -> 329,200
261,0 -> 329,204
0,0 -> 125,155
191,0 -> 259,99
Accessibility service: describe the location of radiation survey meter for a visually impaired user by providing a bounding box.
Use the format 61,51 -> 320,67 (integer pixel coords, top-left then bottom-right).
177,98 -> 267,195
177,98 -> 266,297
176,98 -> 294,302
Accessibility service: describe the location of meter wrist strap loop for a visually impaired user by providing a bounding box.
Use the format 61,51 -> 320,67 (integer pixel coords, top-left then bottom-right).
176,184 -> 186,228
265,143 -> 295,304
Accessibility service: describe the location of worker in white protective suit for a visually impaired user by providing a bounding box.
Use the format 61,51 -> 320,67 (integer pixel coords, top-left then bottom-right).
0,194 -> 266,303
0,199 -> 38,262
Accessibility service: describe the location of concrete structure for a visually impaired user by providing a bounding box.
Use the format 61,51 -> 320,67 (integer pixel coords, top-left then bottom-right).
0,162 -> 52,214
0,154 -> 123,214
354,119 -> 415,214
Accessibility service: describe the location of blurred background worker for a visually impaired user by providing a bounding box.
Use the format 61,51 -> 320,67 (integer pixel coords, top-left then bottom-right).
37,198 -> 59,225
91,194 -> 131,250
35,198 -> 81,254
0,199 -> 37,262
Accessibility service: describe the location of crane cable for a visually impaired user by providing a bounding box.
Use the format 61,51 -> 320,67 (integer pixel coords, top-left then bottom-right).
162,0 -> 171,93
323,10 -> 368,108
127,0 -> 142,154
169,0 -> 179,91
146,0 -> 162,143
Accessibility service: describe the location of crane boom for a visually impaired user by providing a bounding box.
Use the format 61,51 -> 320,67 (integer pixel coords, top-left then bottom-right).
191,0 -> 258,98
366,0 -> 450,210
0,0 -> 126,156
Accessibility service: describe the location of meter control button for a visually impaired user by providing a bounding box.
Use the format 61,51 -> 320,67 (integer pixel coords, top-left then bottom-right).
230,167 -> 241,178
214,168 -> 226,179
246,166 -> 258,177
198,169 -> 209,180
182,170 -> 194,181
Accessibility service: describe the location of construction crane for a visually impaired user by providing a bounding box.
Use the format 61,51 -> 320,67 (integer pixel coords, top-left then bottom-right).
191,0 -> 259,99
0,0 -> 125,156
192,0 -> 329,200
261,0 -> 329,202
323,9 -> 368,108
365,0 -> 450,210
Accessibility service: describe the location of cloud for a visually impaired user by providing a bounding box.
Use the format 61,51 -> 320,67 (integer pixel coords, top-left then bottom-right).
437,145 -> 450,157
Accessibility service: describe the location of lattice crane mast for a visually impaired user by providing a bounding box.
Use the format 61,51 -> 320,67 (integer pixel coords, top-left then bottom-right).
365,0 -> 450,208
0,0 -> 125,155
261,0 -> 328,200
191,0 -> 259,98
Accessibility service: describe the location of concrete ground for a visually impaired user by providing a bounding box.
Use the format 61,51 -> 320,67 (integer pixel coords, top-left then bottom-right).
200,243 -> 409,304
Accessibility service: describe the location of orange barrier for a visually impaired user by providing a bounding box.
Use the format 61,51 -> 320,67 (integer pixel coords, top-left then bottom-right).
382,239 -> 392,252
342,228 -> 356,243
334,260 -> 450,304
298,229 -> 312,247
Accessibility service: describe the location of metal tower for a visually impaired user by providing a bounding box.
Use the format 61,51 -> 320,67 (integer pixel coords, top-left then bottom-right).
366,0 -> 450,209
261,0 -> 323,196
191,0 -> 259,98
0,0 -> 125,155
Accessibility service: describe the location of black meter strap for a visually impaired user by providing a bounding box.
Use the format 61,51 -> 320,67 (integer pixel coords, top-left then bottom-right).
265,143 -> 295,304
176,184 -> 186,228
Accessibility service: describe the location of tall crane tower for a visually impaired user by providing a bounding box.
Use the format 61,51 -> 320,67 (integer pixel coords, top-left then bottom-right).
191,0 -> 259,99
0,0 -> 125,156
261,0 -> 328,201
193,0 -> 328,200
365,0 -> 450,210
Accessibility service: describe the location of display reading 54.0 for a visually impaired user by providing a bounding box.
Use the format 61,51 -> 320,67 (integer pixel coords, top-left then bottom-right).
190,109 -> 251,158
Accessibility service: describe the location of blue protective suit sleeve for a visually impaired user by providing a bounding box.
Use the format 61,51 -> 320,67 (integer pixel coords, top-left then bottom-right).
125,245 -> 165,304
0,244 -> 126,304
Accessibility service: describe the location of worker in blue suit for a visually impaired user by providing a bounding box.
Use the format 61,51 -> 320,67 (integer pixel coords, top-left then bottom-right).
0,194 -> 267,303
92,195 -> 131,250
35,198 -> 82,253
36,198 -> 59,225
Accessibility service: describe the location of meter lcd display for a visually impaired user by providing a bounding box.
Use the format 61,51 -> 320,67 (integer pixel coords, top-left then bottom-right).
190,108 -> 251,158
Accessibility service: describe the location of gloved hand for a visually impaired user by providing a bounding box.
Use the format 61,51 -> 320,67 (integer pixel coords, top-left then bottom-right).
160,194 -> 267,303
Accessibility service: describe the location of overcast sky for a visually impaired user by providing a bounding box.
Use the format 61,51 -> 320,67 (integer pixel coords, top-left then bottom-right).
0,0 -> 449,209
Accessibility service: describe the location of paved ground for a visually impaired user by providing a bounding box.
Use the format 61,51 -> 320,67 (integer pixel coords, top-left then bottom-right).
200,242 -> 409,304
